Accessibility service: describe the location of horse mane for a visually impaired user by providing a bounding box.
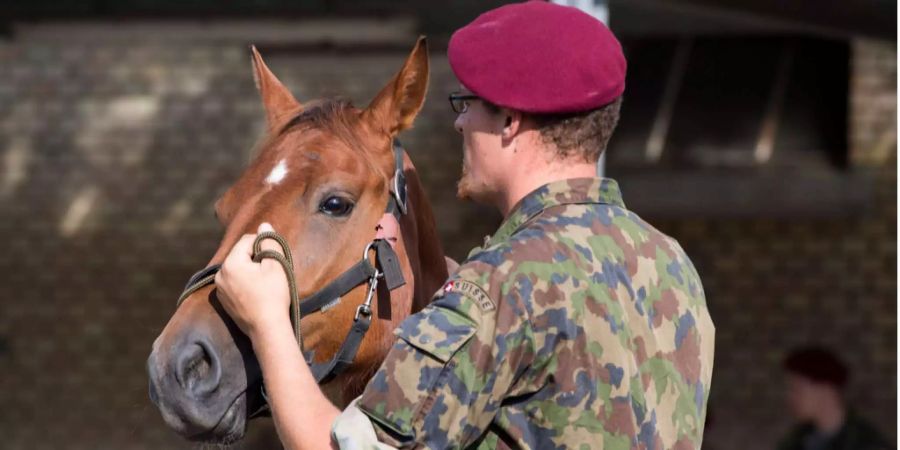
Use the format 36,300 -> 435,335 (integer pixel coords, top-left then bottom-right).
280,98 -> 354,135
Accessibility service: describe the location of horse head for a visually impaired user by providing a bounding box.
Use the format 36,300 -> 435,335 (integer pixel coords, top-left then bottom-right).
147,38 -> 448,444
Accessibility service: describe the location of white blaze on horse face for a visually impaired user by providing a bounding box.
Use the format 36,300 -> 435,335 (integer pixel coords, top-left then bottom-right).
265,159 -> 289,185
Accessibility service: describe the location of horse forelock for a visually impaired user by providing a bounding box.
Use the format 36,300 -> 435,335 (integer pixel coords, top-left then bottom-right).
272,99 -> 392,185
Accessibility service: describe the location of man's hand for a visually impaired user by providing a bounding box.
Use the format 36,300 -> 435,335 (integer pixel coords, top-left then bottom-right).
215,226 -> 340,450
215,222 -> 292,340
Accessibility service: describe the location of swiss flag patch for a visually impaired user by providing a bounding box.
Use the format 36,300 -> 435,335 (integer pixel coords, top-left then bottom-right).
439,279 -> 495,312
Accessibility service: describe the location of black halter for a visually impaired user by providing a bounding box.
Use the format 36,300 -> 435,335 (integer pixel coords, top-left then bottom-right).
174,140 -> 409,405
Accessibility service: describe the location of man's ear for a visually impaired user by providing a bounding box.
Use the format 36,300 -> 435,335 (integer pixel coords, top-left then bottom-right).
501,110 -> 524,141
363,36 -> 429,136
250,45 -> 301,131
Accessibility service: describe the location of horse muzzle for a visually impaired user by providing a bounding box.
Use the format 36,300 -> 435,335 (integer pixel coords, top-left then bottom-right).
147,309 -> 261,443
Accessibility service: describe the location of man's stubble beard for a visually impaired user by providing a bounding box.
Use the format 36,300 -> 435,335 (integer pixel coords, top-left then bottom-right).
456,156 -> 484,201
456,140 -> 500,205
456,160 -> 474,200
456,159 -> 494,205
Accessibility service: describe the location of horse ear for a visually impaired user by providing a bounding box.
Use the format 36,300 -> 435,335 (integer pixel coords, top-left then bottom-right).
250,45 -> 301,130
364,36 -> 429,136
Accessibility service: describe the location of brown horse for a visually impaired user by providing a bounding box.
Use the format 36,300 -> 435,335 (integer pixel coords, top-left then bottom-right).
147,38 -> 449,443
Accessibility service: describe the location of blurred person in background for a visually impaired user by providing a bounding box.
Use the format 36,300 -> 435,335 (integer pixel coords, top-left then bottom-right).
778,346 -> 893,450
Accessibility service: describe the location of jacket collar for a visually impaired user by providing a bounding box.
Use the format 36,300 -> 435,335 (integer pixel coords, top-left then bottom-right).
489,177 -> 625,245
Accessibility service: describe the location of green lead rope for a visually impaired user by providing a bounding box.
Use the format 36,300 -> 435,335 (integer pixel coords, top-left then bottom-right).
175,231 -> 303,351
251,231 -> 303,350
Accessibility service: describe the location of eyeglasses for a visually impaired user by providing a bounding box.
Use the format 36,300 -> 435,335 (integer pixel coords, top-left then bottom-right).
448,92 -> 480,114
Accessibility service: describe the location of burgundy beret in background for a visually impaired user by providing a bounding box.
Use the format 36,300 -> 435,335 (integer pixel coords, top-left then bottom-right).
448,0 -> 626,114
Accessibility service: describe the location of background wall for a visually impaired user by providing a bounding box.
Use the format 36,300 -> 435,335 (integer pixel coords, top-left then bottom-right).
0,15 -> 895,450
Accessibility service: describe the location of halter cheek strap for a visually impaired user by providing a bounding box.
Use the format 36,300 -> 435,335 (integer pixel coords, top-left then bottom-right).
386,140 -> 408,220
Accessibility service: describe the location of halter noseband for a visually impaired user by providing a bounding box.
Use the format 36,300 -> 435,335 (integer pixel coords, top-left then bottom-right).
174,140 -> 409,413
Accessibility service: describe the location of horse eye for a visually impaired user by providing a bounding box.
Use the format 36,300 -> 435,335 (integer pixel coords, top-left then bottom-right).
319,196 -> 354,217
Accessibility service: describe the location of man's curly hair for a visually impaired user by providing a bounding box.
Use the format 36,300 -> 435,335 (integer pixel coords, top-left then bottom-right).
530,97 -> 622,163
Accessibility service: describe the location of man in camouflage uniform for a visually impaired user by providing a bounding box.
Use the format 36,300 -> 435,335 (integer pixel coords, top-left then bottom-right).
217,2 -> 714,449
337,177 -> 714,449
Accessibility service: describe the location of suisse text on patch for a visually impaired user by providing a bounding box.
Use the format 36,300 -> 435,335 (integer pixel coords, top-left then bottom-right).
449,280 -> 495,312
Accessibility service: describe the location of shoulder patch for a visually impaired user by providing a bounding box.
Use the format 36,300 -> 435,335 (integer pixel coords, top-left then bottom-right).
443,280 -> 496,312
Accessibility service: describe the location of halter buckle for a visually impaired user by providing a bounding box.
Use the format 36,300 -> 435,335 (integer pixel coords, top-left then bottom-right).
354,304 -> 371,321
363,241 -> 378,260
363,240 -> 386,280
392,169 -> 408,215
355,268 -> 380,321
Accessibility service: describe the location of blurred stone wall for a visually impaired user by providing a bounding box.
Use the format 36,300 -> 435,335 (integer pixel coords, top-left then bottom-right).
652,163 -> 896,449
0,22 -> 496,450
673,38 -> 897,449
0,23 -> 894,450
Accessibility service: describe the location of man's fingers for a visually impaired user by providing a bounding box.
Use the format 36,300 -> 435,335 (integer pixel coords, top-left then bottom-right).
232,233 -> 257,259
220,234 -> 254,282
256,222 -> 284,270
224,223 -> 284,273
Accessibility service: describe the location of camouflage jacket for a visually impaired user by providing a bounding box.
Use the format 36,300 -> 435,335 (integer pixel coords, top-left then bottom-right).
331,177 -> 715,449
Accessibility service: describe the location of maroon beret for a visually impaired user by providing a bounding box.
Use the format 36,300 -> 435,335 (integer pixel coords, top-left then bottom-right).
448,1 -> 626,114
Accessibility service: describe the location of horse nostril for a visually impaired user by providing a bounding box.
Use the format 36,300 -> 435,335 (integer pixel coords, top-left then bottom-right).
175,341 -> 221,398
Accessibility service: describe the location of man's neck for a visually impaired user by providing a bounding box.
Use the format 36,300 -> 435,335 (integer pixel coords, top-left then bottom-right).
498,159 -> 598,217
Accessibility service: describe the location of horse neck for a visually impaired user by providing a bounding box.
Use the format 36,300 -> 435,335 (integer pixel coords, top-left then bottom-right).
398,153 -> 448,314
